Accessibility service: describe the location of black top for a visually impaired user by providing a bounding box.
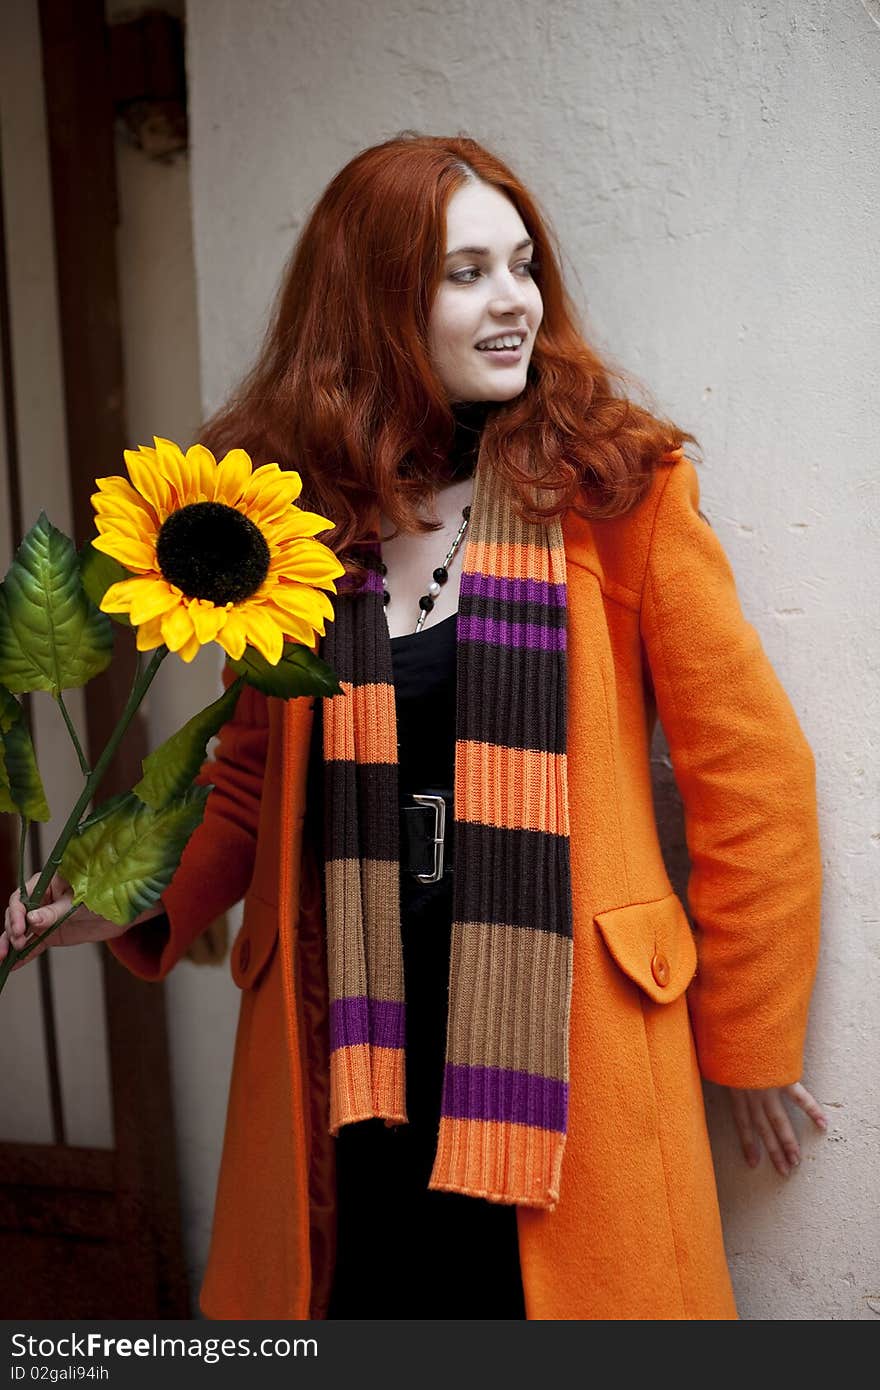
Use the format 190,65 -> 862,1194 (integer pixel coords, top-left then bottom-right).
390,611 -> 458,798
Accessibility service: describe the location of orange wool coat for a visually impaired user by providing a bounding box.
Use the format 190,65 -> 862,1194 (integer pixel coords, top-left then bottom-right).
108,453 -> 822,1320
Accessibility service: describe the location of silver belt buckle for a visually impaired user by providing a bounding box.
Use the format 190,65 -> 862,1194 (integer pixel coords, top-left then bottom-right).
411,792 -> 445,882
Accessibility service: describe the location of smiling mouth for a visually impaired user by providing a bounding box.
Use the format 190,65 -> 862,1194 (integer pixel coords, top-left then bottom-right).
475,343 -> 524,358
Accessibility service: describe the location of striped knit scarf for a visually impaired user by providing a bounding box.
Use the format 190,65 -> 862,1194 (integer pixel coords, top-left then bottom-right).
318,446 -> 573,1210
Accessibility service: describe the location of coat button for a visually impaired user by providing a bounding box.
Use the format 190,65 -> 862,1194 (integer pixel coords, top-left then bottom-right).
651,951 -> 670,987
239,938 -> 251,972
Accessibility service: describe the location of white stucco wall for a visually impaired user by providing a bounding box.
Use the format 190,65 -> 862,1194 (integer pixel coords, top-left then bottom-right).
180,0 -> 879,1318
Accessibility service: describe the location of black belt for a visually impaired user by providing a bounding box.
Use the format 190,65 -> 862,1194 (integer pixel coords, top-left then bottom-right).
400,786 -> 454,882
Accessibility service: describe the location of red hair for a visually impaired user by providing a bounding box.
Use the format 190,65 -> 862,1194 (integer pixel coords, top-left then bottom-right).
196,132 -> 699,587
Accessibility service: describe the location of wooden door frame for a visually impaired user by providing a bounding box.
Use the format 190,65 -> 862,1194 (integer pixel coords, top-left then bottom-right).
0,0 -> 189,1317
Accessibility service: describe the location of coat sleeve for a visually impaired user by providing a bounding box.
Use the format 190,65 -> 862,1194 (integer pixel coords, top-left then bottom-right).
106,661 -> 270,982
639,454 -> 822,1087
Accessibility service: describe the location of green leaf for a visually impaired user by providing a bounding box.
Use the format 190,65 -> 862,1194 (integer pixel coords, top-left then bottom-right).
1,718 -> 50,821
0,686 -> 17,812
60,784 -> 211,926
0,514 -> 114,694
0,684 -> 49,821
76,789 -> 133,835
132,676 -> 243,810
78,540 -> 133,628
228,641 -> 343,699
0,685 -> 19,734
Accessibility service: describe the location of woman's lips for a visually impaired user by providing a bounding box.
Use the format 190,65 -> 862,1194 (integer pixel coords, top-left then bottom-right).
475,344 -> 523,364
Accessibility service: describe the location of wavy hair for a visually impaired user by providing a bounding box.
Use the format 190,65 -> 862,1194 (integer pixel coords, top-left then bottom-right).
195,132 -> 700,588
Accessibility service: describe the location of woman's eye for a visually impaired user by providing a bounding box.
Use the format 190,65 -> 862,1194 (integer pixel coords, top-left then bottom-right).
450,260 -> 539,284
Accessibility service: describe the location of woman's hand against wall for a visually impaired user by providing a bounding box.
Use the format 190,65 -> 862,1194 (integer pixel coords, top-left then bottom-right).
1,871 -> 164,971
727,1082 -> 828,1175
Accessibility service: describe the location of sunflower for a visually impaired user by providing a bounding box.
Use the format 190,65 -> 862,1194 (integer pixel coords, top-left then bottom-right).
90,437 -> 346,665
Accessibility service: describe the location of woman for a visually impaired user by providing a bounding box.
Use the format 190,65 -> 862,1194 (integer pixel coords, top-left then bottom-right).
2,134 -> 826,1320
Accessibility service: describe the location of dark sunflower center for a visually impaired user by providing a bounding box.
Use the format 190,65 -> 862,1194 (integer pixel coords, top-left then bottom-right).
156,502 -> 270,605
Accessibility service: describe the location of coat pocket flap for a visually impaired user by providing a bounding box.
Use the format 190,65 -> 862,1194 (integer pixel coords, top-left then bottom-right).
594,890 -> 697,1003
230,891 -> 279,990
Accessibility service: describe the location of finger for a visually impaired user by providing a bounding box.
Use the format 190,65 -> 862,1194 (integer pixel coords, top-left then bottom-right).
747,1093 -> 791,1176
24,896 -> 72,942
6,888 -> 21,936
8,906 -> 34,952
762,1093 -> 801,1169
728,1088 -> 761,1167
785,1081 -> 828,1132
10,904 -> 49,951
8,887 -> 28,940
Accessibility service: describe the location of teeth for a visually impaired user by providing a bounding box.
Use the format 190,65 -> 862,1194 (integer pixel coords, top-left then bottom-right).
477,335 -> 524,351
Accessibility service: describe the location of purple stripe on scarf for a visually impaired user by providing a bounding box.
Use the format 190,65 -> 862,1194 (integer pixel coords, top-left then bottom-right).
337,567 -> 384,598
330,996 -> 406,1051
460,572 -> 567,607
457,614 -> 567,651
442,1062 -> 569,1131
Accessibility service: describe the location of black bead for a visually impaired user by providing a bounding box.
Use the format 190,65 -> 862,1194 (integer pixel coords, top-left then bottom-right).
433,566 -> 448,584
383,590 -> 390,605
379,562 -> 387,575
462,505 -> 471,520
418,594 -> 434,612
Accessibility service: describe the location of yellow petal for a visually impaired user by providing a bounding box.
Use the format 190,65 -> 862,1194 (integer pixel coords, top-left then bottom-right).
92,490 -> 157,526
215,449 -> 254,508
264,507 -> 337,542
268,537 -> 346,586
188,598 -> 226,645
239,604 -> 284,665
256,598 -> 316,646
135,616 -> 165,651
100,577 -> 145,613
271,580 -> 334,626
128,579 -> 180,625
239,468 -> 303,522
153,437 -> 194,509
184,444 -> 220,502
160,603 -> 195,653
90,533 -> 157,573
215,610 -> 248,661
240,460 -> 302,502
262,581 -> 312,618
124,448 -> 173,523
92,510 -> 153,544
92,475 -> 151,507
176,632 -> 202,664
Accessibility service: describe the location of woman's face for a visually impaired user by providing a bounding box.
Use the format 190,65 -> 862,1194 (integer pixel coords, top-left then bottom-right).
428,180 -> 543,405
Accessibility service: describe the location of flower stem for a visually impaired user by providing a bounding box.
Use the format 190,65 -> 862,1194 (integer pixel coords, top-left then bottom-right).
28,646 -> 167,907
56,690 -> 90,775
17,815 -> 29,899
0,645 -> 168,996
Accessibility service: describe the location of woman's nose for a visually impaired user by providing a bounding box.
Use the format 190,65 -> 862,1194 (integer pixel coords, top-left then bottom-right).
490,272 -> 529,314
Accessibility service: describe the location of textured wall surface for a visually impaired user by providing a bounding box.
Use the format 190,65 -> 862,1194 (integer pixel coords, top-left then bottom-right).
185,0 -> 879,1317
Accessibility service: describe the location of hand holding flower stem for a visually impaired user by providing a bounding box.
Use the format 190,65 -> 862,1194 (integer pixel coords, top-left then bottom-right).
0,646 -> 168,989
